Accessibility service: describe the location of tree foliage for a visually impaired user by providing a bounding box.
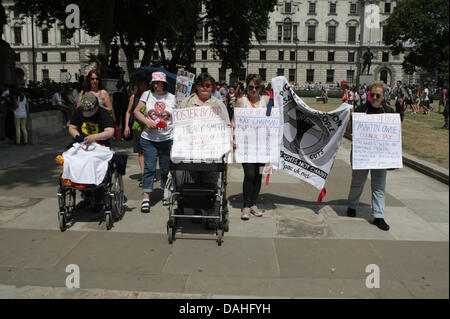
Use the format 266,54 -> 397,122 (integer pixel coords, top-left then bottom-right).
12,0 -> 276,79
383,0 -> 449,82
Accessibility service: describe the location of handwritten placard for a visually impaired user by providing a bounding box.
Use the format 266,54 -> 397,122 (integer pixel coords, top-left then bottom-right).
171,106 -> 232,163
234,107 -> 280,163
352,113 -> 403,170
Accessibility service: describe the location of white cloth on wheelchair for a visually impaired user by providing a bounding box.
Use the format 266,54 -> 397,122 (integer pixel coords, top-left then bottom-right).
62,142 -> 114,185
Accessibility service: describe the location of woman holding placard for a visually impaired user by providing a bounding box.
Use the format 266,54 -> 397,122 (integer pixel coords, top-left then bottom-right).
234,74 -> 271,221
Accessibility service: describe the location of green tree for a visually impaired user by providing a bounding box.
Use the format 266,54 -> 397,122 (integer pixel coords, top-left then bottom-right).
383,0 -> 449,83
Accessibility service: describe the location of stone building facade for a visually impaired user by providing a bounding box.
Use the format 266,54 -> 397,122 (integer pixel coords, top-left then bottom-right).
3,0 -> 412,87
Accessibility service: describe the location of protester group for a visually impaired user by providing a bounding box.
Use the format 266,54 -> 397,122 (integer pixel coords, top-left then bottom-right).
1,68 -> 449,233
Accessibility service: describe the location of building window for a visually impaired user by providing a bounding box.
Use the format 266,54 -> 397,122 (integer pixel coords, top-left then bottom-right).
380,70 -> 388,83
348,51 -> 355,62
42,53 -> 48,62
308,51 -> 315,61
382,27 -> 387,43
293,25 -> 298,41
153,50 -> 159,60
279,50 -> 284,61
290,50 -> 296,61
15,52 -> 20,62
306,69 -> 314,82
60,29 -> 70,45
347,70 -> 355,83
285,0 -> 292,13
309,2 -> 316,13
204,25 -> 208,41
260,50 -> 266,60
239,69 -> 246,81
196,23 -> 203,40
219,68 -> 226,82
328,51 -> 335,62
257,29 -> 267,41
14,27 -> 22,44
42,29 -> 49,44
202,50 -> 207,60
384,2 -> 391,13
259,68 -> 266,81
201,67 -> 208,74
60,52 -> 66,62
289,69 -> 295,82
283,18 -> 292,41
308,25 -> 316,41
328,26 -> 336,42
350,3 -> 357,14
277,68 -> 285,76
382,51 -> 389,62
278,25 -> 282,41
326,69 -> 334,83
42,69 -> 49,80
348,26 -> 356,43
330,3 -> 336,14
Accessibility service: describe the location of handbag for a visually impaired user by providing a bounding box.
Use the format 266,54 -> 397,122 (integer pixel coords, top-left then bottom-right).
132,92 -> 151,133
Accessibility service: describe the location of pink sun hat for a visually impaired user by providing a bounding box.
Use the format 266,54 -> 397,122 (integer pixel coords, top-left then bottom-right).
150,71 -> 167,84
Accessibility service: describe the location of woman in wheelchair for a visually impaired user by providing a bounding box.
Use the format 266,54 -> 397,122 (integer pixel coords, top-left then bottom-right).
67,92 -> 115,211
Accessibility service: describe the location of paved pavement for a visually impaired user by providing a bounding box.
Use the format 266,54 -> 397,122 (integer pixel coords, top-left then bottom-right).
0,132 -> 448,299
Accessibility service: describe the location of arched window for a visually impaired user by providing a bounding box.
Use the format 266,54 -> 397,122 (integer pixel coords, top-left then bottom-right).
380,70 -> 388,84
283,18 -> 292,41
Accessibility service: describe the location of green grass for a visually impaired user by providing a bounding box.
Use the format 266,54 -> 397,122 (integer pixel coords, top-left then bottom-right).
303,98 -> 449,169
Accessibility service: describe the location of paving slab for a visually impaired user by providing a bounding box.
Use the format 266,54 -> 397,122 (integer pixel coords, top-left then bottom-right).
383,207 -> 449,241
399,280 -> 449,299
55,232 -> 172,275
401,199 -> 449,223
369,241 -> 449,282
0,228 -> 87,269
274,238 -> 394,280
162,237 -> 280,278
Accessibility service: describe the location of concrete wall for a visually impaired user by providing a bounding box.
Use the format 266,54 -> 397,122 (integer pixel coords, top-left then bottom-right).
28,110 -> 65,144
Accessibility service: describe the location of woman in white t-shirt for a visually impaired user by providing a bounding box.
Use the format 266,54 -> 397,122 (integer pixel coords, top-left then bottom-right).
134,72 -> 175,213
234,74 -> 270,221
12,90 -> 29,145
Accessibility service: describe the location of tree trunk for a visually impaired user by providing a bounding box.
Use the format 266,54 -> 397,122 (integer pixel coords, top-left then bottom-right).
119,33 -> 136,79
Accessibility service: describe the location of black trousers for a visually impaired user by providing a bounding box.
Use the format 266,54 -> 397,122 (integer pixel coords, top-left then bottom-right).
395,101 -> 404,121
242,163 -> 264,208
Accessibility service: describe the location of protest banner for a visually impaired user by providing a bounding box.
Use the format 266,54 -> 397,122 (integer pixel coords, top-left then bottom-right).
171,106 -> 232,163
175,69 -> 195,107
234,107 -> 280,164
352,113 -> 403,170
273,76 -> 352,193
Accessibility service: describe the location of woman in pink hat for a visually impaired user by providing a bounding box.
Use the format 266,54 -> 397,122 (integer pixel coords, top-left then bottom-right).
134,71 -> 176,213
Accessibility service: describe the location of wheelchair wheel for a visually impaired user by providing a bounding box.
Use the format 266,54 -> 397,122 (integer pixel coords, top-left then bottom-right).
58,211 -> 66,232
105,211 -> 113,230
110,169 -> 124,221
167,220 -> 176,244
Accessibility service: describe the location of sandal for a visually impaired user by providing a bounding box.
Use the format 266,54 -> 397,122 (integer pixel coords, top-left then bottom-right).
141,200 -> 150,213
241,207 -> 250,220
250,205 -> 263,217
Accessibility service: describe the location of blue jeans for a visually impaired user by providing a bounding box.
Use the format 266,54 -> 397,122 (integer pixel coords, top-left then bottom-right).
347,169 -> 387,219
140,137 -> 172,193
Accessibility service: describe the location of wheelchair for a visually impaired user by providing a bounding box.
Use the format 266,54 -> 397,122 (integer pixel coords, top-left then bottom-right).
166,152 -> 230,246
57,158 -> 125,231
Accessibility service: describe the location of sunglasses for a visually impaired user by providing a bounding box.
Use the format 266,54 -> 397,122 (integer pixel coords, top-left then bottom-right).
248,85 -> 261,91
90,77 -> 99,81
198,83 -> 212,89
370,93 -> 382,99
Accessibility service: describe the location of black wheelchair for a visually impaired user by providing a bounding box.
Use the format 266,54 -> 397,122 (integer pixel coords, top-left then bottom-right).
57,155 -> 126,231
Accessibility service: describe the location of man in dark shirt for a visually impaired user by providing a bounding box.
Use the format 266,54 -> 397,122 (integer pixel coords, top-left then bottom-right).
69,92 -> 114,146
345,82 -> 395,231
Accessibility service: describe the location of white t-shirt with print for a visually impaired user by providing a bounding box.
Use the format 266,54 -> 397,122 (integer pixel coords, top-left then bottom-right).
140,90 -> 176,142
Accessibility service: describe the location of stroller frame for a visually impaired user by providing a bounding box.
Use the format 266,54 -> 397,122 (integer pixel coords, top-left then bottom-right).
57,160 -> 124,231
166,153 -> 229,246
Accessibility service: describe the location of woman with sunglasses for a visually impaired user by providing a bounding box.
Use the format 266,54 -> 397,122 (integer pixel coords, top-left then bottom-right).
234,74 -> 270,220
345,81 -> 395,231
77,70 -> 115,122
134,72 -> 176,213
179,72 -> 232,228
